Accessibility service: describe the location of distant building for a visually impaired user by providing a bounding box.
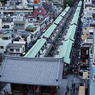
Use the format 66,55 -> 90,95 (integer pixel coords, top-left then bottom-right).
42,2 -> 55,18
52,0 -> 64,6
7,0 -> 16,9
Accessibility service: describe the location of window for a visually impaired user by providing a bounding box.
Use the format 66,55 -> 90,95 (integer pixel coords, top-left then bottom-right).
2,37 -> 8,40
2,25 -> 9,28
15,24 -> 24,27
10,2 -> 14,6
0,46 -> 4,49
10,49 -> 14,52
38,10 -> 41,13
16,49 -> 19,52
90,33 -> 93,35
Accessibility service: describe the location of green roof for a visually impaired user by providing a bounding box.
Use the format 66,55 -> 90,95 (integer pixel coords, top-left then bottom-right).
54,15 -> 63,24
74,11 -> 79,17
64,40 -> 74,64
78,1 -> 82,7
60,11 -> 66,17
70,25 -> 77,40
54,6 -> 70,24
59,40 -> 69,58
41,23 -> 57,38
24,38 -> 46,57
76,7 -> 81,12
65,26 -> 73,40
59,40 -> 74,64
41,6 -> 70,39
2,30 -> 13,34
28,25 -> 36,28
65,6 -> 70,12
65,25 -> 77,41
71,16 -> 78,25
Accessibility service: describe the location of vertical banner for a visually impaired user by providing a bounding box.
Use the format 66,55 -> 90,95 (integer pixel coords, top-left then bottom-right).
38,0 -> 40,3
34,0 -> 38,4
81,47 -> 89,62
92,66 -> 95,80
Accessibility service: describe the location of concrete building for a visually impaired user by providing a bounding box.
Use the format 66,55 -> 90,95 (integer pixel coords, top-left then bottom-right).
7,0 -> 16,9
84,0 -> 92,9
13,15 -> 28,32
2,16 -> 13,30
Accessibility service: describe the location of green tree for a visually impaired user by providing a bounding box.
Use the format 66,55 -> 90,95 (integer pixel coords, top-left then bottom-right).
64,0 -> 76,8
1,0 -> 7,4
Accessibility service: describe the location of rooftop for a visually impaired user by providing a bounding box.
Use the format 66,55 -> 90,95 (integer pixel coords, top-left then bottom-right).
0,56 -> 63,86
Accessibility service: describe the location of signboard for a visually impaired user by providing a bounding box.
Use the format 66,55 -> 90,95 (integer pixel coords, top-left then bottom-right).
38,0 -> 40,2
81,47 -> 89,61
92,66 -> 95,80
34,0 -> 38,4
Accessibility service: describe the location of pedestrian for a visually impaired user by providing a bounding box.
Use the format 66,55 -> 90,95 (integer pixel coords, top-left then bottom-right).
67,86 -> 69,92
6,92 -> 8,95
3,90 -> 6,95
65,91 -> 67,95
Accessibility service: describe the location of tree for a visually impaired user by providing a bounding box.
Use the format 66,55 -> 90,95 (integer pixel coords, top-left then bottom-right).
64,0 -> 76,8
1,0 -> 7,4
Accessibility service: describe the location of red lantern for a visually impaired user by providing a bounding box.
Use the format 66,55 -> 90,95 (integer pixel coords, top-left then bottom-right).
34,86 -> 37,91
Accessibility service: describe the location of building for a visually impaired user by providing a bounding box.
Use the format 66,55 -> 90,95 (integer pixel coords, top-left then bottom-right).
7,43 -> 25,56
0,56 -> 63,95
42,2 -> 55,18
84,0 -> 92,9
2,16 -> 13,30
26,25 -> 41,42
0,34 -> 12,53
52,0 -> 64,6
13,15 -> 28,32
7,0 -> 16,9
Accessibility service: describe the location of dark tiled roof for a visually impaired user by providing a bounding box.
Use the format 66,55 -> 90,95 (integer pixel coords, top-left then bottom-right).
0,56 -> 63,86
7,43 -> 24,48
